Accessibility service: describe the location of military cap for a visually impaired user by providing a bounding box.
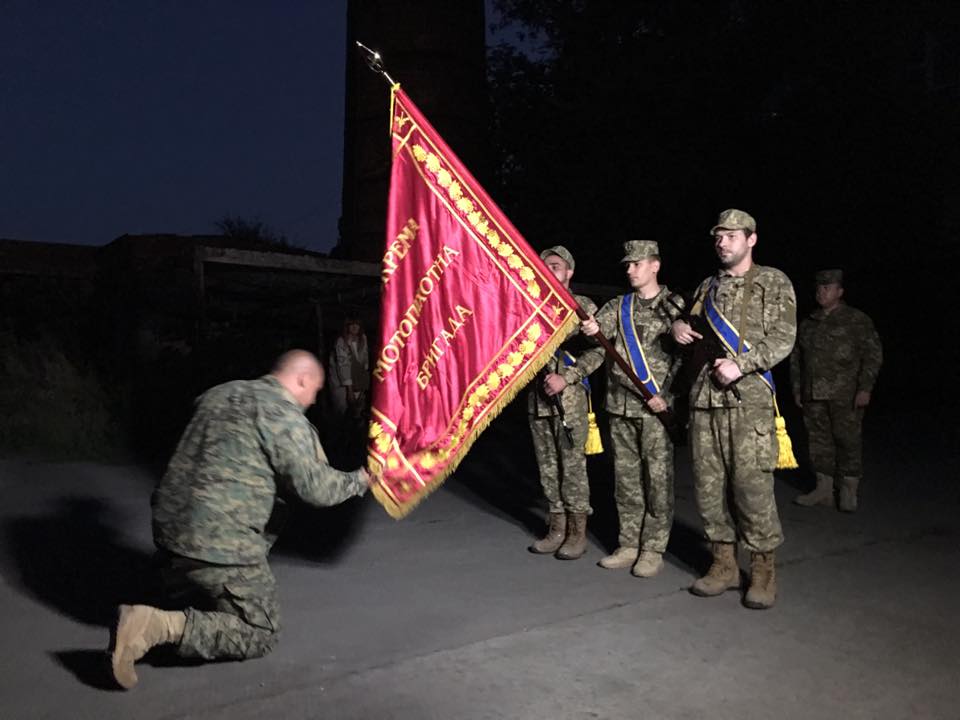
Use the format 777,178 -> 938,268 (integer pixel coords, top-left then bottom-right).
710,208 -> 756,235
621,240 -> 660,263
815,269 -> 843,286
540,245 -> 575,271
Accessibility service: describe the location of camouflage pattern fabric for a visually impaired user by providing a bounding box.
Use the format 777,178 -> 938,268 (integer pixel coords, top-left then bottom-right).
802,400 -> 865,476
529,412 -> 591,514
689,267 -> 797,408
609,414 -> 674,551
686,266 -> 796,553
528,294 -> 601,514
790,303 -> 882,402
152,374 -> 367,566
580,287 -> 682,550
585,286 -> 683,416
691,406 -> 784,552
790,303 -> 881,477
159,552 -> 279,660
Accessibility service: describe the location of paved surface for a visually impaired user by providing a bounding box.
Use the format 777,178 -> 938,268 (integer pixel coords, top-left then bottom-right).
0,405 -> 957,720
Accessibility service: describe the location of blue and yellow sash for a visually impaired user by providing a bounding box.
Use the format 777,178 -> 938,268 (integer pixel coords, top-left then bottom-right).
618,294 -> 660,396
703,278 -> 775,393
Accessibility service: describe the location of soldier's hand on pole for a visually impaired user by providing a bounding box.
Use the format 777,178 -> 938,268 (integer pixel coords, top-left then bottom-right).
580,315 -> 600,337
646,394 -> 668,414
543,373 -> 567,397
671,319 -> 703,345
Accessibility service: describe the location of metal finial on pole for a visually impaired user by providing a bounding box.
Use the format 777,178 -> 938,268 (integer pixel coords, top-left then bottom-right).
355,41 -> 396,86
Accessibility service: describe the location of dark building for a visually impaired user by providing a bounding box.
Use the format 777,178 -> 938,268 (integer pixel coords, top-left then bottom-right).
337,0 -> 488,262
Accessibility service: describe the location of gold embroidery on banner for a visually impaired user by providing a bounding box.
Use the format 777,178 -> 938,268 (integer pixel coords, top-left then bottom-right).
382,218 -> 419,285
407,139 -> 542,301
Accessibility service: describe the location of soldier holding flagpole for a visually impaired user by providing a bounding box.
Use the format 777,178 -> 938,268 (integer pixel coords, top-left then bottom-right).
580,240 -> 683,578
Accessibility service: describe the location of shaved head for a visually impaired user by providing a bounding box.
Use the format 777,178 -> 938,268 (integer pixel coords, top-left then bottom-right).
272,349 -> 321,376
272,350 -> 324,408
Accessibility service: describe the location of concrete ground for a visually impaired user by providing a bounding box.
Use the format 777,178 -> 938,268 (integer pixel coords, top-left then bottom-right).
0,405 -> 957,720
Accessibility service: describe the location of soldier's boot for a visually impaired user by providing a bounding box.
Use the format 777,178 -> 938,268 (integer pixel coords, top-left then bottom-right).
838,476 -> 860,513
556,512 -> 588,560
794,472 -> 835,507
744,552 -> 777,610
598,546 -> 639,569
690,542 -> 740,597
631,550 -> 664,578
110,604 -> 186,690
529,512 -> 566,554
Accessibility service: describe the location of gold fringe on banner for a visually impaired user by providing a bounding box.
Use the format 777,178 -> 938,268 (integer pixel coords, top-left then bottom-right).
370,313 -> 579,519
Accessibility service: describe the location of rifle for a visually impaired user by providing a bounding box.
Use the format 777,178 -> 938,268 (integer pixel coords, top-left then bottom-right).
541,366 -> 575,448
573,306 -> 684,446
665,293 -> 742,403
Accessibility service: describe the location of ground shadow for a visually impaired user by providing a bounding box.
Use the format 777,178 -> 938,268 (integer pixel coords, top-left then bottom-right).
52,650 -> 122,691
2,496 -> 159,627
445,402 -> 547,536
272,495 -> 369,564
665,520 -> 712,574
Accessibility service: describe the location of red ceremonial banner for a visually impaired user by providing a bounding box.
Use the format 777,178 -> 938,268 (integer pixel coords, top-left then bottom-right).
367,86 -> 580,518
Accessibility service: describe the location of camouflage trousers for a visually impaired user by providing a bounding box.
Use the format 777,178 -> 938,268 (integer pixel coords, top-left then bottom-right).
609,413 -> 674,552
529,412 -> 591,514
158,551 -> 280,661
803,398 -> 864,477
690,406 -> 784,553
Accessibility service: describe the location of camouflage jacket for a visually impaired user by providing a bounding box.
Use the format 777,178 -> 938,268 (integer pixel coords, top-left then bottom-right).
790,303 -> 882,401
689,265 -> 797,408
528,293 -> 602,419
584,286 -> 684,417
152,375 -> 367,565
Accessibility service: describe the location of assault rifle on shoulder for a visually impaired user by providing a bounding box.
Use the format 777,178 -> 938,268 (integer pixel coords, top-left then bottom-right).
541,368 -> 575,448
665,293 -> 742,403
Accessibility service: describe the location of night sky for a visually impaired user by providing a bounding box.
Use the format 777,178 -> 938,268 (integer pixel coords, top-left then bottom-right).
1,1 -> 347,252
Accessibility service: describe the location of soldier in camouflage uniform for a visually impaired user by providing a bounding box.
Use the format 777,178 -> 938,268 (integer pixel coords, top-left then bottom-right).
671,209 -> 797,610
580,240 -> 683,578
528,246 -> 603,560
790,269 -> 882,512
109,350 -> 369,689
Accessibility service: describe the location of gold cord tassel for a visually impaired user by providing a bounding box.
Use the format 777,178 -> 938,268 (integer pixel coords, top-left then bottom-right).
584,395 -> 603,455
773,397 -> 798,470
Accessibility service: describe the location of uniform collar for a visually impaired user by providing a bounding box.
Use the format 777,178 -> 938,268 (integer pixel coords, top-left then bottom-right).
262,374 -> 306,413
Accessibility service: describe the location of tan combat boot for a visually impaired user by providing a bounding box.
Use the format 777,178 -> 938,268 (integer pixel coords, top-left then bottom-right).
794,472 -> 835,507
690,542 -> 740,596
744,552 -> 777,609
556,512 -> 588,559
838,476 -> 860,513
631,550 -> 664,578
110,604 -> 186,689
598,546 -> 639,569
529,512 -> 566,554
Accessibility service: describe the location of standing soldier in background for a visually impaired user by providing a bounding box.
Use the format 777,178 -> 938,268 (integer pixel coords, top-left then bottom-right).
580,240 -> 683,578
671,209 -> 797,609
790,269 -> 882,512
528,246 -> 603,560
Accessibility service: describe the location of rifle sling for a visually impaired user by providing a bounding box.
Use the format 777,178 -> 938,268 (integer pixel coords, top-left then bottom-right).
736,264 -> 759,357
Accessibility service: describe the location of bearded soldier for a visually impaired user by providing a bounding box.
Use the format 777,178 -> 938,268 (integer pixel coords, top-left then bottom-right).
527,246 -> 603,560
790,269 -> 882,512
671,209 -> 797,610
